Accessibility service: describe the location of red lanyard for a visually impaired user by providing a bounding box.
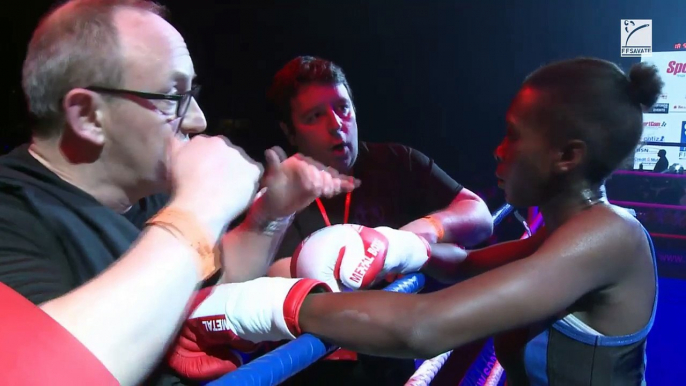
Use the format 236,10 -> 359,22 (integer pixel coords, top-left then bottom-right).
315,192 -> 352,227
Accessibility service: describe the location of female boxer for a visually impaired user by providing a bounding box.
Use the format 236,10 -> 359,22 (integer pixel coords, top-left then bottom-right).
296,57 -> 661,384
172,58 -> 662,385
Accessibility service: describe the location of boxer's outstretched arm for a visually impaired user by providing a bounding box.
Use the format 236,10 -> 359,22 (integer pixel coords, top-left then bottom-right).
424,227 -> 547,282
39,200 -> 224,386
400,188 -> 492,247
299,213 -> 630,358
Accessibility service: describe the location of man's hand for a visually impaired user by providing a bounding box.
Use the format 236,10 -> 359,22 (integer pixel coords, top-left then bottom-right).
167,135 -> 263,240
217,147 -> 360,283
259,147 -> 359,219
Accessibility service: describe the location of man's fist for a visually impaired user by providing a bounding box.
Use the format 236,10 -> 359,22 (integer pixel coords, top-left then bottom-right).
291,224 -> 431,291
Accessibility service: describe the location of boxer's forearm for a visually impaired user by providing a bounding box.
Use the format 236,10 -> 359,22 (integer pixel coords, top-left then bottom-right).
401,191 -> 492,247
40,226 -> 204,386
421,243 -> 468,283
424,230 -> 547,282
423,243 -> 522,282
299,291 -> 426,358
420,242 -> 526,283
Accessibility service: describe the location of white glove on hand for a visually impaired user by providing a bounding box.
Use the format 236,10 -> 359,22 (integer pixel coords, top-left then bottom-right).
291,224 -> 431,291
192,277 -> 330,343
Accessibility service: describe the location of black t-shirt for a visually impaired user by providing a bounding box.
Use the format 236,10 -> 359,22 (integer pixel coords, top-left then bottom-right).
0,145 -> 188,385
278,142 -> 463,386
276,141 -> 463,259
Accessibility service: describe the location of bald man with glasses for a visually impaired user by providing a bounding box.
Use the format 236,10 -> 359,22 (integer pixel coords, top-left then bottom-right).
0,1 -> 356,385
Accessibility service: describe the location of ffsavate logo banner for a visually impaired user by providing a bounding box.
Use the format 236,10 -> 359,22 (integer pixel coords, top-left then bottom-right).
621,20 -> 652,57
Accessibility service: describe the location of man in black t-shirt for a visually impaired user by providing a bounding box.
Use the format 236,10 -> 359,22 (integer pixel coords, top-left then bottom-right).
266,56 -> 493,385
268,56 -> 493,274
0,3 -> 355,385
273,141 -> 472,263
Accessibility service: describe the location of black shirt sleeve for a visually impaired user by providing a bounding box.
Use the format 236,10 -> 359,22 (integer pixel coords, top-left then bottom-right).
124,193 -> 171,229
0,196 -> 75,305
405,146 -> 463,216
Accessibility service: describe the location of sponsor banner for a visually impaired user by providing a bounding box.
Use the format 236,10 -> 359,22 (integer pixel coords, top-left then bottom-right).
641,51 -> 686,113
634,51 -> 686,169
656,248 -> 686,280
648,102 -> 669,114
634,146 -> 684,169
635,114 -> 685,169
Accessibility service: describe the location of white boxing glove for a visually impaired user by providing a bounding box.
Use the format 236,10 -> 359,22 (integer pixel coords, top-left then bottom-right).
372,226 -> 432,274
184,277 -> 331,345
291,224 -> 431,291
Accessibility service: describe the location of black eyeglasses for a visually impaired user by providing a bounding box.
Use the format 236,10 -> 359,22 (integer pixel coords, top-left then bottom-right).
85,85 -> 201,120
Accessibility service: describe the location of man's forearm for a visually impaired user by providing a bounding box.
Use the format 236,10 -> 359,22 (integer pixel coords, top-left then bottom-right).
428,198 -> 493,246
40,226 -> 205,386
219,217 -> 291,283
401,193 -> 492,247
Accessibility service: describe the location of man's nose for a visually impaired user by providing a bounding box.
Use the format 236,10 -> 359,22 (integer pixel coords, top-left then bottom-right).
179,98 -> 207,135
326,109 -> 344,134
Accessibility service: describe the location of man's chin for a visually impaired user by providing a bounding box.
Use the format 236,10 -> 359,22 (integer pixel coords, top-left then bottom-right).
330,160 -> 354,175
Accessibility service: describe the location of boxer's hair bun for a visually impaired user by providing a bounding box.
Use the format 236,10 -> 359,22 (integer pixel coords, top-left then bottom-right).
628,62 -> 664,109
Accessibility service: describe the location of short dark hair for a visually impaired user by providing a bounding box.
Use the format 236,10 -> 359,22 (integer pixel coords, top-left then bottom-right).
266,56 -> 353,128
522,58 -> 663,184
22,0 -> 168,138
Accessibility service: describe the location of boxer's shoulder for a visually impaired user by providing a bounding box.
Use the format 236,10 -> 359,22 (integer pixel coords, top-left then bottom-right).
539,205 -> 647,267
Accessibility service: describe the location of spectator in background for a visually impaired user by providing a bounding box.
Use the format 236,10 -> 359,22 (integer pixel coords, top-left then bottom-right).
654,149 -> 669,172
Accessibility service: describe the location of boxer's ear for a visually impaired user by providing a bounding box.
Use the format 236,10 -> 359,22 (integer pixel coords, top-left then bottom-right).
553,139 -> 586,174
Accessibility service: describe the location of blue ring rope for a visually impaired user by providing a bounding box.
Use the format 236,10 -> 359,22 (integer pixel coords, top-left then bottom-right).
207,273 -> 426,386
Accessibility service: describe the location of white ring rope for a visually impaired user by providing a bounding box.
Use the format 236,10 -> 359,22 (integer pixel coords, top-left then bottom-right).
404,351 -> 453,386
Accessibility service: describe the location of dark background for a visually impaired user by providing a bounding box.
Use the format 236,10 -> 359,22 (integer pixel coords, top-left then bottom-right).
3,0 -> 684,194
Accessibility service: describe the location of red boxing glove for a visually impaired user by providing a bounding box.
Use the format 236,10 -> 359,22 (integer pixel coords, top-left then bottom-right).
168,277 -> 330,381
167,287 -> 260,381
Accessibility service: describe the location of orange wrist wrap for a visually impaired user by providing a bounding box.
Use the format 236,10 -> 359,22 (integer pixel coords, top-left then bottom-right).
422,215 -> 445,241
146,208 -> 221,280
